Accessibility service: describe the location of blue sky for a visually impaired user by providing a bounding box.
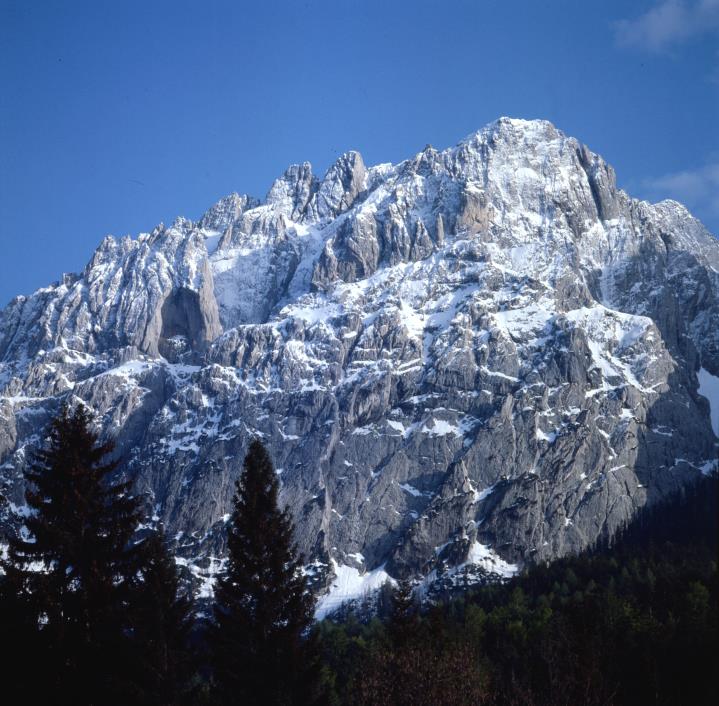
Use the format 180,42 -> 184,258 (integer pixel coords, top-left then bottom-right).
1,0 -> 717,305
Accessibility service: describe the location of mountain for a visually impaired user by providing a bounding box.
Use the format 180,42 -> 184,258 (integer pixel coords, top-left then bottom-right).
1,118 -> 718,612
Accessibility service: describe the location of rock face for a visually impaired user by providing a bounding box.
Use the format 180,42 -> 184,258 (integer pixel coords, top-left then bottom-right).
1,118 -> 718,608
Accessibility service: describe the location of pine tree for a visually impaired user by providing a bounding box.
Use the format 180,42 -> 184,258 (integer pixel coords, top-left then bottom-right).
211,439 -> 324,706
2,404 -> 140,705
128,526 -> 196,706
0,500 -> 44,703
388,578 -> 417,648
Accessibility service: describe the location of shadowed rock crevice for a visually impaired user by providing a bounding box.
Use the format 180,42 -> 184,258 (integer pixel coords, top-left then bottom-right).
158,287 -> 217,362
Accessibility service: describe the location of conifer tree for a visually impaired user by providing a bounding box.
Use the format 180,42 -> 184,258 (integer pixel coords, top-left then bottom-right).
388,578 -> 417,648
128,526 -> 196,706
0,493 -> 44,703
211,439 -> 324,706
2,404 -> 140,705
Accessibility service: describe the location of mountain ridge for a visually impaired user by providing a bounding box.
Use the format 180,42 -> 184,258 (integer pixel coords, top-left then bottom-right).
1,117 -> 718,613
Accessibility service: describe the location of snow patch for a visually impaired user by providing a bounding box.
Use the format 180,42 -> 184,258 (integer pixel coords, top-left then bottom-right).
398,482 -> 432,498
421,419 -> 461,437
697,367 -> 719,436
465,542 -> 518,578
473,483 -> 497,503
315,560 -> 394,620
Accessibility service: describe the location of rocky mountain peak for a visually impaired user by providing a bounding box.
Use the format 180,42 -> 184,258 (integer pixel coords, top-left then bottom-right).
313,150 -> 367,219
1,118 -> 718,612
198,192 -> 260,233
266,162 -> 318,220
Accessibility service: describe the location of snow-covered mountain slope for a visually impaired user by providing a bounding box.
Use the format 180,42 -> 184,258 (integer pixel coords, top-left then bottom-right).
1,118 -> 718,608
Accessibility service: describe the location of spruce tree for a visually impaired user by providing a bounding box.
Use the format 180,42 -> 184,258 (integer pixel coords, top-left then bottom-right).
128,526 -> 196,706
211,439 -> 323,706
388,578 -> 417,648
2,404 -> 140,705
0,500 -> 44,703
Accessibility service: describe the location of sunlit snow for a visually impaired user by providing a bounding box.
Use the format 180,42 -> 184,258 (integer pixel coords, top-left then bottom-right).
315,560 -> 395,620
465,542 -> 518,578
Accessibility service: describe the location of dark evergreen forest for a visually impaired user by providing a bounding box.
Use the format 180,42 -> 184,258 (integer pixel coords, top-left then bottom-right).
1,406 -> 716,705
317,473 -> 718,705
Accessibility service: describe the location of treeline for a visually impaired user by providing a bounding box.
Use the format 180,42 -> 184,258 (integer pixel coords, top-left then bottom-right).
318,474 -> 719,705
1,405 -> 717,705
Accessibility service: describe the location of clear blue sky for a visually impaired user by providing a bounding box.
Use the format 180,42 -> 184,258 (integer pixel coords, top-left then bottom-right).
1,0 -> 717,305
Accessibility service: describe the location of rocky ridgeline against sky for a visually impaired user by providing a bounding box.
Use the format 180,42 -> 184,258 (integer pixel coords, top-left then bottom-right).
1,118 -> 718,615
